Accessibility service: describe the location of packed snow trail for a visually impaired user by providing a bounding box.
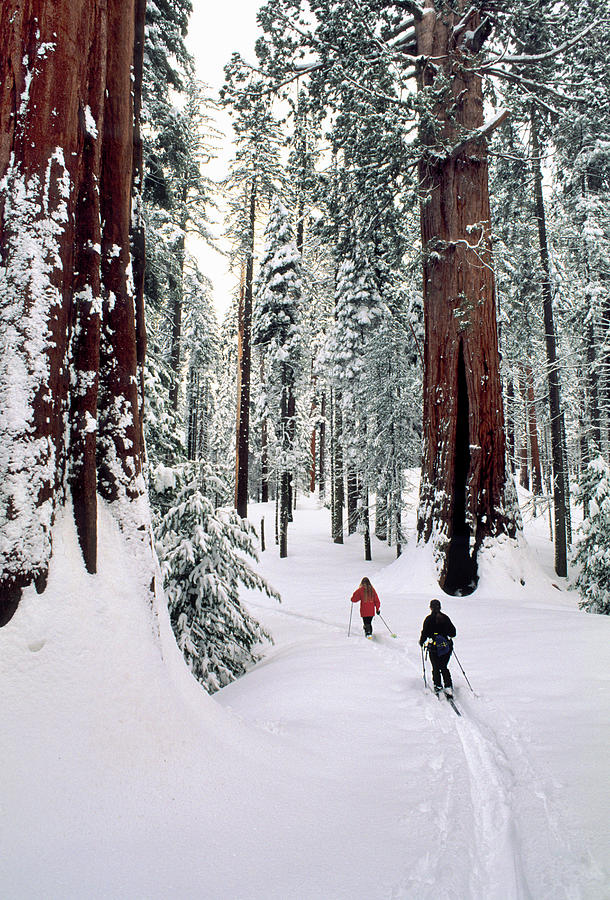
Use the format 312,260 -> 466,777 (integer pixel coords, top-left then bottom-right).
1,496 -> 607,899
218,497 -> 606,899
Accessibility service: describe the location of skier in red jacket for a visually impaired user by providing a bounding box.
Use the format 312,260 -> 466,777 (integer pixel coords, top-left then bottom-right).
350,576 -> 381,637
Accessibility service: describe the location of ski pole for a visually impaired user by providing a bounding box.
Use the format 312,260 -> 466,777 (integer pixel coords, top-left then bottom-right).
348,602 -> 353,637
378,613 -> 397,638
421,645 -> 428,690
452,648 -> 475,693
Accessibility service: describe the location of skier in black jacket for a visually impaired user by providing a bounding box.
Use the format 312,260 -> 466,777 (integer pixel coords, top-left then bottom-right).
419,599 -> 457,696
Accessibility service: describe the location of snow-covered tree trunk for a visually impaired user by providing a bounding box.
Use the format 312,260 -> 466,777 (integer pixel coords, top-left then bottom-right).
235,187 -> 256,520
331,395 -> 344,544
526,365 -> 543,496
531,111 -> 567,576
0,0 -> 148,623
415,2 -> 518,593
519,369 -> 530,490
318,392 -> 326,501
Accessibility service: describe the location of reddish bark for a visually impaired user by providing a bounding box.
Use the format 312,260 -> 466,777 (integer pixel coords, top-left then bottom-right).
0,0 -> 148,622
415,2 -> 517,592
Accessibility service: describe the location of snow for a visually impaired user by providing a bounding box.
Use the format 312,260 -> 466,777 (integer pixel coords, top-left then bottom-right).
1,485 -> 609,899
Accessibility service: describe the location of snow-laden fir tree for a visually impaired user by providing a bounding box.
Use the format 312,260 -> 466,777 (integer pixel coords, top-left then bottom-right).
553,0 -> 610,466
573,455 -> 610,615
183,267 -> 220,463
222,73 -> 285,518
154,462 -> 279,692
323,244 -> 386,556
253,195 -> 305,557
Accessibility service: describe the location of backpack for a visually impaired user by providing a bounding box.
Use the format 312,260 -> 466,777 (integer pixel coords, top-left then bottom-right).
431,633 -> 452,656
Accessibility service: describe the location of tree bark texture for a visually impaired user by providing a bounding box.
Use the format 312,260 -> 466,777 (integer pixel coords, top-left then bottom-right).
415,3 -> 517,592
0,0 -> 148,622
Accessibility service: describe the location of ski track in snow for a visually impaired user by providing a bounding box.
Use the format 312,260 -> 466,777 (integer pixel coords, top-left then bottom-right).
236,506 -> 597,900
3,497 -> 605,900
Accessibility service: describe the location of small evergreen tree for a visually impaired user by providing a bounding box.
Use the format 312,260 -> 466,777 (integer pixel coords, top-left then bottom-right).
573,456 -> 610,615
154,463 -> 280,692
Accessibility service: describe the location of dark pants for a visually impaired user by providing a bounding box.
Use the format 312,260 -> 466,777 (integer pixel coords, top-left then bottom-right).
429,648 -> 453,690
362,616 -> 373,636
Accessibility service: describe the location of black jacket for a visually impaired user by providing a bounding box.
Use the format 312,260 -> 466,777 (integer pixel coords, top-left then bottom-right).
419,611 -> 456,647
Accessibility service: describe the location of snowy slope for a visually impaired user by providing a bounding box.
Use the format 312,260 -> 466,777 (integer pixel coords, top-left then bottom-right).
1,491 -> 608,899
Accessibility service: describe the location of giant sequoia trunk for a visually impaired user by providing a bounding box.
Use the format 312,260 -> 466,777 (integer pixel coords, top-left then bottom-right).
0,0 -> 149,623
415,2 -> 518,593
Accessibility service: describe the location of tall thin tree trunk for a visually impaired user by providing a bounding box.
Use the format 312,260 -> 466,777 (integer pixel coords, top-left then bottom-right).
318,392 -> 326,501
506,374 -> 516,474
375,488 -> 388,541
526,364 -> 543,495
186,368 -> 198,460
309,371 -> 317,494
362,485 -> 372,561
531,111 -> 567,577
347,466 -> 358,535
332,396 -> 344,544
235,186 -> 256,519
260,354 -> 269,503
286,390 -> 295,523
561,412 -> 572,546
586,319 -> 602,452
518,368 -> 530,490
395,500 -> 402,559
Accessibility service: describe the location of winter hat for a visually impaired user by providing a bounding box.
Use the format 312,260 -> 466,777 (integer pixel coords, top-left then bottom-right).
430,599 -> 441,612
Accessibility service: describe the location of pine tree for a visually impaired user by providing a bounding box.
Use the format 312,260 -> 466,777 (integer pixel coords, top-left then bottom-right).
222,74 -> 285,518
253,196 -> 305,557
154,462 -> 280,691
573,455 -> 610,615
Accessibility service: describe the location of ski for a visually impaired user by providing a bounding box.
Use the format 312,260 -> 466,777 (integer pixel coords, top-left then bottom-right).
445,694 -> 461,716
427,686 -> 462,716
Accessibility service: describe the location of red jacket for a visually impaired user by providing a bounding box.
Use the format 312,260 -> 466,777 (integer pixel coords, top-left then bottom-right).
350,585 -> 380,618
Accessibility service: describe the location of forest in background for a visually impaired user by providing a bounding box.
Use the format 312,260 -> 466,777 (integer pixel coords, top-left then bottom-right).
1,0 -> 610,694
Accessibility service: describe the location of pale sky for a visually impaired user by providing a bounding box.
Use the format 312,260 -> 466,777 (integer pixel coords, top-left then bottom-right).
185,1 -> 264,318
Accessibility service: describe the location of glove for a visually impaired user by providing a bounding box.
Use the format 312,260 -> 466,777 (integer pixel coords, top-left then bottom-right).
376,609 -> 380,615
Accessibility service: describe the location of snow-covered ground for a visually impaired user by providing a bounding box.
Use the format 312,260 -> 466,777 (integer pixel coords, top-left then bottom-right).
1,485 -> 608,899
